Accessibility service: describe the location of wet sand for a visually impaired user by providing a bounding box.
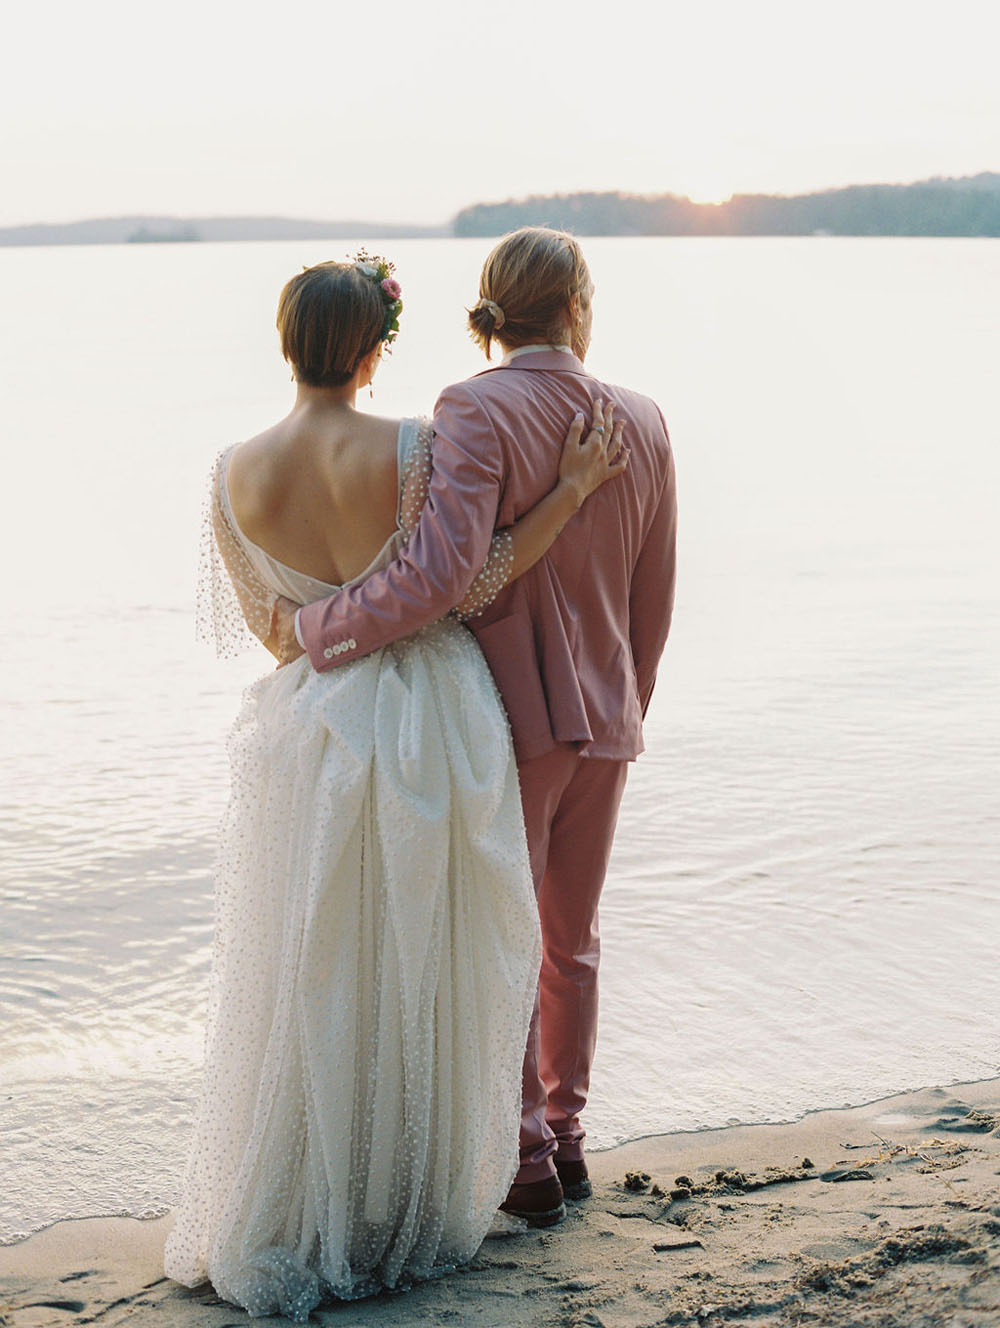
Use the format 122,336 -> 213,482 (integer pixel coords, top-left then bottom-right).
2,1079 -> 998,1327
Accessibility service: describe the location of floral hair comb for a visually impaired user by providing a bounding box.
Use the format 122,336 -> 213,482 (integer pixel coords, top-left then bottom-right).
352,250 -> 403,348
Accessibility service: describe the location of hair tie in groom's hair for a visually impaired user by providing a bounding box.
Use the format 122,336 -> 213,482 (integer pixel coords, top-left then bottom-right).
474,297 -> 506,329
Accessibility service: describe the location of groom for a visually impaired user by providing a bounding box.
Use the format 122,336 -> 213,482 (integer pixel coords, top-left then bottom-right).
275,227 -> 677,1226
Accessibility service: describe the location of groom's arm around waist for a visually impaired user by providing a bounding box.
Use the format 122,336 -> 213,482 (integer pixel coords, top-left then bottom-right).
297,387 -> 503,671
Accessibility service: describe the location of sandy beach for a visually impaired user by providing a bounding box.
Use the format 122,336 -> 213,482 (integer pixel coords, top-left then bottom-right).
2,1078 -> 998,1327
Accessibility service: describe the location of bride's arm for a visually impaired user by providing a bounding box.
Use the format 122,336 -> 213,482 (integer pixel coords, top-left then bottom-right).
454,401 -> 627,620
207,467 -> 285,661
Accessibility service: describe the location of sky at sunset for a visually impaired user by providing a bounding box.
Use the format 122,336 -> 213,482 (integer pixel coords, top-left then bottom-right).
3,0 -> 998,227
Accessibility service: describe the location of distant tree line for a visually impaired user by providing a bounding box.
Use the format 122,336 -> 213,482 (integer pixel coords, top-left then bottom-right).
453,175 -> 1000,237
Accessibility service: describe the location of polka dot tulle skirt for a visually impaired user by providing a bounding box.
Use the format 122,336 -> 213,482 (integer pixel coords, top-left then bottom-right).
164,620 -> 540,1318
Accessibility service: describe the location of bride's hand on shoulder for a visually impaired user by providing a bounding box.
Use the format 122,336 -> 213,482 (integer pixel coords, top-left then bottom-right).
495,402 -> 629,587
557,400 -> 629,509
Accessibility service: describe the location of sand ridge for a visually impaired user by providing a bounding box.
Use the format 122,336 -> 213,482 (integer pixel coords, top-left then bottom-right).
2,1080 -> 999,1327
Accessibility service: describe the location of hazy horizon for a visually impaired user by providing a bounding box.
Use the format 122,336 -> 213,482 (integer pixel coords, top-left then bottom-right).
3,167 -> 998,233
4,0 -> 999,230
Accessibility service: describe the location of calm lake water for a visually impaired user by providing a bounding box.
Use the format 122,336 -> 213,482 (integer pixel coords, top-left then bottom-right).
1,236 -> 998,1243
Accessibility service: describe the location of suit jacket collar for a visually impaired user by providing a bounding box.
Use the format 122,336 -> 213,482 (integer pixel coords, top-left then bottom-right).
474,349 -> 589,378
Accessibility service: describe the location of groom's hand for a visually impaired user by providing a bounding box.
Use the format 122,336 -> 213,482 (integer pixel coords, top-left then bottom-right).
270,596 -> 306,667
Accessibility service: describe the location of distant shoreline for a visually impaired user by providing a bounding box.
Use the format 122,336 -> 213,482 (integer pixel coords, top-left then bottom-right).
0,215 -> 451,249
3,173 -> 999,248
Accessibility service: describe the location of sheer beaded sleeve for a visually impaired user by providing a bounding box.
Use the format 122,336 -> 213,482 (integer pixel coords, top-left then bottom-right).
196,449 -> 277,657
396,418 -> 434,539
453,529 -> 514,621
398,417 -> 514,622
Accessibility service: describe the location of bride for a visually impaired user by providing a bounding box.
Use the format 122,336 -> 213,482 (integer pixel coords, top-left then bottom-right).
164,255 -> 627,1319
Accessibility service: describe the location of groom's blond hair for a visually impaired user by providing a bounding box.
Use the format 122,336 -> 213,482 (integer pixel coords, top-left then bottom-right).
468,228 -> 590,360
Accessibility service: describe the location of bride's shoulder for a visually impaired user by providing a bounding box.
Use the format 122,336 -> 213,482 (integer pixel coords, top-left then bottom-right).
362,412 -> 405,438
387,414 -> 429,432
225,426 -> 286,487
395,415 -> 433,469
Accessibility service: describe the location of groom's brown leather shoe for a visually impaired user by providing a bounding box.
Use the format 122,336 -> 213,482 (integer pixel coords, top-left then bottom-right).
555,1157 -> 592,1200
499,1175 -> 566,1227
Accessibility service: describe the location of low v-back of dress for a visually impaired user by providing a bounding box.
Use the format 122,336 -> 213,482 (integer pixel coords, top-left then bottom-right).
165,419 -> 538,1319
216,424 -> 412,604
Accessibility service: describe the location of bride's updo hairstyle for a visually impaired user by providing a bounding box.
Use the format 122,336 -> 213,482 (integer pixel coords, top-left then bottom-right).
468,227 -> 590,360
277,261 -> 385,387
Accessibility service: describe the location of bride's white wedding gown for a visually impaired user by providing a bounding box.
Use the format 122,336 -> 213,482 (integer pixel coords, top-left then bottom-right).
164,419 -> 540,1319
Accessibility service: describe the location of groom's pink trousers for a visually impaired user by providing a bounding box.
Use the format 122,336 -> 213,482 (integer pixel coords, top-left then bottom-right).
515,744 -> 629,1183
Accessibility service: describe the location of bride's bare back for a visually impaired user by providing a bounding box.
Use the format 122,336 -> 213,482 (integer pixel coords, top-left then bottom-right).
226,405 -> 402,588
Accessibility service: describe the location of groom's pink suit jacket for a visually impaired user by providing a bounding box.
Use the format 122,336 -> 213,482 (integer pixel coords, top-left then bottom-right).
298,349 -> 677,761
